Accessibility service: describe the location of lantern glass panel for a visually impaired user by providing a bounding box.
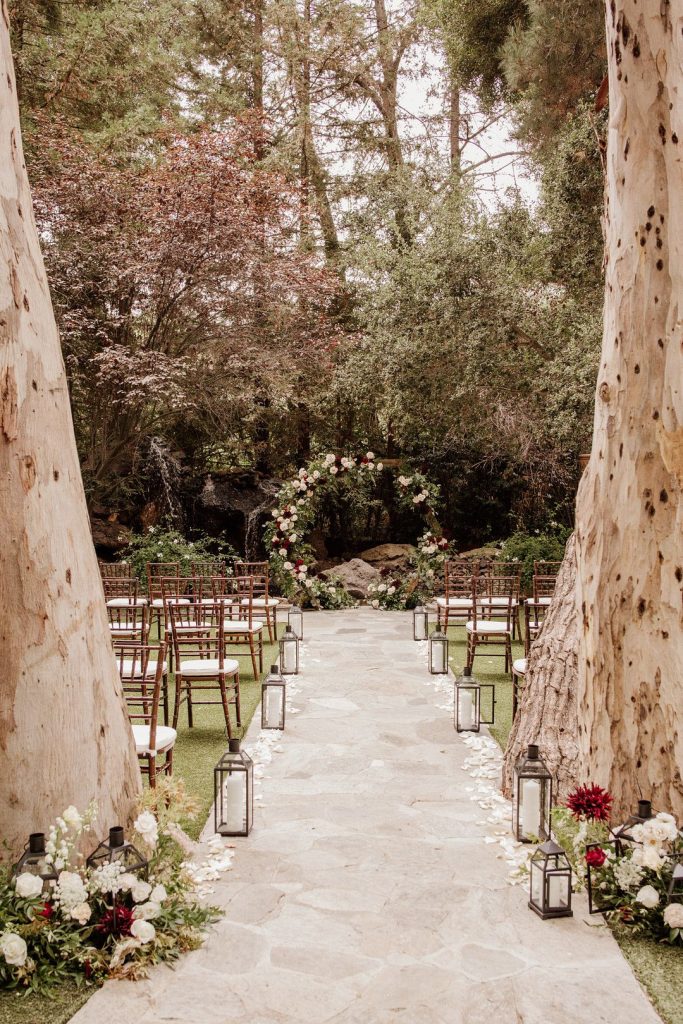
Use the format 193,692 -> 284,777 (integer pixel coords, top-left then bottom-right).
528,840 -> 573,920
288,606 -> 304,639
86,827 -> 148,878
262,664 -> 286,730
280,626 -> 299,674
13,833 -> 58,889
413,607 -> 428,641
513,744 -> 552,843
214,740 -> 254,836
611,800 -> 652,854
429,630 -> 448,674
668,862 -> 683,901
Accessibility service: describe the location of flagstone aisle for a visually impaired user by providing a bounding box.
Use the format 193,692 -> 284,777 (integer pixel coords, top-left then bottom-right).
73,609 -> 661,1024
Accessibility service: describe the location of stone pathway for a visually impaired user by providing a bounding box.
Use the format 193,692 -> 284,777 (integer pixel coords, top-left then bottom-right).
73,608 -> 661,1024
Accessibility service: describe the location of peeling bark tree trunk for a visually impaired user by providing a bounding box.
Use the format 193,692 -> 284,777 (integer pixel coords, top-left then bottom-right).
0,2 -> 140,857
502,535 -> 580,800
506,2 -> 683,820
573,0 -> 683,820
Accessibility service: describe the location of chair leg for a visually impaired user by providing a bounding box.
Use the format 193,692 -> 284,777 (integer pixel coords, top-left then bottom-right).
258,633 -> 263,673
234,672 -> 242,727
218,675 -> 232,737
162,672 -> 169,726
187,682 -> 194,728
248,636 -> 258,678
148,755 -> 157,788
172,675 -> 182,730
265,608 -> 274,643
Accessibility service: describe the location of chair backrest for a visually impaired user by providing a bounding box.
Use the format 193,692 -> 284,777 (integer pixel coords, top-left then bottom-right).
471,577 -> 516,628
534,560 -> 562,577
114,642 -> 165,752
167,603 -> 224,663
147,562 -> 180,602
444,572 -> 474,600
234,575 -> 255,626
533,575 -> 556,600
192,560 -> 228,582
99,561 -> 132,579
444,559 -> 479,590
235,561 -> 269,598
102,577 -> 139,601
107,602 -> 149,641
485,561 -> 522,580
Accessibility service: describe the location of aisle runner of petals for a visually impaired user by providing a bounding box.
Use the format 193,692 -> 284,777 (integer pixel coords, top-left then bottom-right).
417,639 -> 532,885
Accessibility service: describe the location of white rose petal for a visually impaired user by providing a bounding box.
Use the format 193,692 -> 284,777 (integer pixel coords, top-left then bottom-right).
15,872 -> 44,899
0,932 -> 27,967
133,900 -> 161,921
150,883 -> 167,904
635,884 -> 660,909
134,811 -> 159,848
130,919 -> 156,944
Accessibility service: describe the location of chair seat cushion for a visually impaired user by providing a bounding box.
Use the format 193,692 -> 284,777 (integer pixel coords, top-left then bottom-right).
465,620 -> 511,634
132,724 -> 177,756
478,597 -> 519,607
119,659 -> 167,678
513,658 -> 527,676
151,598 -> 190,607
178,657 -> 239,677
223,621 -> 264,633
107,597 -> 148,607
527,596 -> 552,606
109,624 -> 142,634
201,597 -> 234,605
436,597 -> 472,608
240,597 -> 278,608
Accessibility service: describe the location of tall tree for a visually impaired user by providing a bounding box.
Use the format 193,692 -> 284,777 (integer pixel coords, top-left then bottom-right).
507,0 -> 683,819
0,0 -> 140,856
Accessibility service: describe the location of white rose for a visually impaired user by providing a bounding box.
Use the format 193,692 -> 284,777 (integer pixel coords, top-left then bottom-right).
377,584 -> 386,593
283,561 -> 293,570
635,884 -> 660,909
412,496 -> 420,504
297,498 -> 306,506
131,880 -> 152,903
70,902 -> 91,925
134,811 -> 159,848
641,846 -> 665,872
15,873 -> 44,899
62,806 -> 82,830
387,587 -> 396,595
289,534 -> 297,543
291,514 -> 298,521
324,454 -> 335,465
130,919 -> 156,944
330,466 -> 338,474
271,510 -> 278,517
371,600 -> 379,608
0,932 -> 27,967
300,565 -> 308,573
312,471 -> 320,479
366,452 -> 374,460
118,873 -> 138,892
298,468 -> 306,477
150,883 -> 167,904
133,900 -> 161,921
377,463 -> 383,471
279,548 -> 288,557
281,519 -> 290,529
663,902 -> 683,929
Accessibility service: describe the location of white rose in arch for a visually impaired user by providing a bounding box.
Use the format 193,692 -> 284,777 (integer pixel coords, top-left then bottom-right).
635,884 -> 660,909
366,452 -> 374,460
279,548 -> 288,556
289,534 -> 298,543
312,470 -> 320,479
377,463 -> 384,471
283,561 -> 293,570
663,903 -> 683,929
412,496 -> 420,504
324,453 -> 336,465
70,902 -> 92,926
291,514 -> 298,521
330,466 -> 338,474
387,587 -> 396,595
131,919 -> 156,945
15,872 -> 44,899
0,932 -> 28,967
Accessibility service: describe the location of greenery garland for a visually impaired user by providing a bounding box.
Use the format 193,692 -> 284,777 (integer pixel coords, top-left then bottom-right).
264,452 -> 454,607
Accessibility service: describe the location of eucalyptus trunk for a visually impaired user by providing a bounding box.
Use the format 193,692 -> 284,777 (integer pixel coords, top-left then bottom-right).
0,2 -> 140,857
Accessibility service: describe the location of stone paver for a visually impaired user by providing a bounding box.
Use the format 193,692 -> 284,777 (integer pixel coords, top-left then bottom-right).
73,609 -> 661,1024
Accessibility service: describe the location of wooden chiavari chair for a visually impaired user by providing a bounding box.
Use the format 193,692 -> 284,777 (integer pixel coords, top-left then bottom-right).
114,642 -> 174,780
168,603 -> 239,735
107,600 -> 149,642
466,576 -> 516,677
102,576 -> 147,609
234,561 -> 278,642
213,575 -> 264,679
99,561 -> 132,579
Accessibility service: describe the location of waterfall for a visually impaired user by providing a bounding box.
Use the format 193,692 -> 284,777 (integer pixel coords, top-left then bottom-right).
146,436 -> 183,524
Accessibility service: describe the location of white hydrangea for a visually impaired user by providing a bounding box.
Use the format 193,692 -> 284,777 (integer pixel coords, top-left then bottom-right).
663,902 -> 683,929
56,870 -> 88,910
635,884 -> 660,909
613,857 -> 644,891
70,902 -> 92,925
90,862 -> 126,896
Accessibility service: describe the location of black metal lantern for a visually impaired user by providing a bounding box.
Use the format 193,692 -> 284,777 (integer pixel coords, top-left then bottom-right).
528,840 -> 573,920
214,738 -> 254,836
279,625 -> 300,675
513,744 -> 552,843
454,666 -> 480,733
668,860 -> 683,902
611,799 -> 653,856
86,826 -> 149,878
413,606 -> 428,641
261,664 -> 286,730
12,833 -> 58,890
288,605 -> 304,640
428,628 -> 448,674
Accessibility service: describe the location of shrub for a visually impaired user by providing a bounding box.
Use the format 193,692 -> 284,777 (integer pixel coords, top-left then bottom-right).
121,527 -> 236,582
497,527 -> 570,591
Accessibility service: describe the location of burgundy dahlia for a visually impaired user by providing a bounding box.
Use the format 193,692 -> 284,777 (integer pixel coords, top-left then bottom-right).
96,905 -> 134,938
585,847 -> 607,869
566,783 -> 613,822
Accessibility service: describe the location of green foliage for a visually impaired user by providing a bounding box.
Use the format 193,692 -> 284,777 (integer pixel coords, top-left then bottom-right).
122,528 -> 236,582
497,528 -> 570,589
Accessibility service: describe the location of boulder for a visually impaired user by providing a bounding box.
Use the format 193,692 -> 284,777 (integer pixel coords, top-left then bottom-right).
358,543 -> 415,568
322,558 -> 380,599
90,515 -> 132,555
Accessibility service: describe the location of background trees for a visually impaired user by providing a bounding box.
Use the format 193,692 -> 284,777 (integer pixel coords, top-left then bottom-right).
9,0 -> 608,551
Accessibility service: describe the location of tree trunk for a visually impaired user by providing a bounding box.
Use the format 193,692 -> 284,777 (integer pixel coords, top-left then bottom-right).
572,0 -> 683,820
502,534 -> 580,800
0,1 -> 140,858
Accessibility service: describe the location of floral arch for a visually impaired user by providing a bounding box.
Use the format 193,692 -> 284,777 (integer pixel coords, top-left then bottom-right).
264,451 -> 453,607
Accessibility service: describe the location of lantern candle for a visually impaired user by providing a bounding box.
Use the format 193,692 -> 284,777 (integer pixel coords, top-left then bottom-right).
521,779 -> 542,839
458,689 -> 473,730
224,774 -> 245,833
428,629 -> 448,674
